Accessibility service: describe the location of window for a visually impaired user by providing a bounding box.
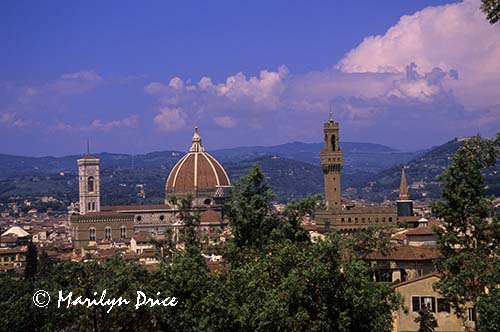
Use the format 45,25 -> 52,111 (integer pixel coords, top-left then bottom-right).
91,202 -> 95,211
105,226 -> 111,240
468,307 -> 476,322
361,217 -> 366,223
422,297 -> 436,312
159,215 -> 165,221
136,216 -> 142,222
341,218 -> 345,223
348,217 -> 351,223
412,296 -> 436,312
412,297 -> 420,312
375,269 -> 393,282
389,217 -> 393,222
87,176 -> 95,192
437,298 -> 450,313
120,226 -> 127,239
89,227 -> 96,241
382,217 -> 386,222
331,134 -> 336,151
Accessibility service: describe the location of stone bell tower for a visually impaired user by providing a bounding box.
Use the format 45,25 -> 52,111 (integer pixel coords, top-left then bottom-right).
320,112 -> 343,211
78,155 -> 101,214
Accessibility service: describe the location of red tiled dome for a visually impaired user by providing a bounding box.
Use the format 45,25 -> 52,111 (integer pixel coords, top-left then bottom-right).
165,127 -> 230,197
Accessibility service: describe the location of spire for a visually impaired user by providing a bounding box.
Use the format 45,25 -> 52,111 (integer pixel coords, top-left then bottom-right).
399,167 -> 410,200
189,126 -> 204,152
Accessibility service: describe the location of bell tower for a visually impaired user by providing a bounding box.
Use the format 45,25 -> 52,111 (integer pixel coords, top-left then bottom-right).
78,155 -> 101,214
321,112 -> 343,211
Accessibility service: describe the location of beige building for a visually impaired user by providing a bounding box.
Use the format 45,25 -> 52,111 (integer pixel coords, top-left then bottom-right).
315,112 -> 399,233
393,273 -> 475,332
363,245 -> 439,282
70,127 -> 231,249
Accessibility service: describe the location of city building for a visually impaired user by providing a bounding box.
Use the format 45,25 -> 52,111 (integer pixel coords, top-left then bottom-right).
315,113 -> 410,233
70,127 -> 231,249
392,273 -> 475,332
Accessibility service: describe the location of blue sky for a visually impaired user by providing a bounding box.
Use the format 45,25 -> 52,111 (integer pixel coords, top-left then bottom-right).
1,0 -> 499,156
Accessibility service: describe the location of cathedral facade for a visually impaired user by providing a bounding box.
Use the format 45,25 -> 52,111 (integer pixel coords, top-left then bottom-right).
70,127 -> 231,249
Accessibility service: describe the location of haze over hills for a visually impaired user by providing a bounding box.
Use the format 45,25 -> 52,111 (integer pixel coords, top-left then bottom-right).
0,141 -> 418,179
0,141 -> 417,204
1,138 -> 498,205
345,138 -> 500,202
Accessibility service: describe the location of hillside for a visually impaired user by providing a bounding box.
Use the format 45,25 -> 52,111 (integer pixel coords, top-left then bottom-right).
2,138 -> 497,207
0,141 -> 418,180
344,138 -> 500,202
0,156 -> 323,204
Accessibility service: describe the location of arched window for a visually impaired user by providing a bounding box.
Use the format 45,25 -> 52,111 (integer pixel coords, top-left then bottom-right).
87,176 -> 95,192
331,134 -> 336,151
120,226 -> 127,239
89,227 -> 96,241
88,202 -> 91,211
91,202 -> 95,211
105,226 -> 111,240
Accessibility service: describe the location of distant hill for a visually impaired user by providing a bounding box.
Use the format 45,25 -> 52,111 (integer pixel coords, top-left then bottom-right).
0,141 -> 418,180
0,155 -> 323,204
344,138 -> 500,202
0,138 -> 498,205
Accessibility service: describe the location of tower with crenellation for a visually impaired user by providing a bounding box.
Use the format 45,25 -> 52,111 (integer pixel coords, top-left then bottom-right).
320,112 -> 343,211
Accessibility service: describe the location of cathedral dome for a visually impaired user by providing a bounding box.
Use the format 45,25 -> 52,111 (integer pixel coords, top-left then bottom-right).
165,127 -> 230,201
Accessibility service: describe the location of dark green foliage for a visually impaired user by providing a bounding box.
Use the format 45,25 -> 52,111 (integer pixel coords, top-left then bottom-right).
477,288 -> 500,332
481,0 -> 500,24
24,241 -> 38,279
433,134 -> 500,322
0,165 -> 401,332
414,306 -> 438,332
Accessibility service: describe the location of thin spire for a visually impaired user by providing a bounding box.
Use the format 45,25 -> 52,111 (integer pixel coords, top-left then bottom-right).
399,167 -> 410,200
328,103 -> 334,122
86,139 -> 90,155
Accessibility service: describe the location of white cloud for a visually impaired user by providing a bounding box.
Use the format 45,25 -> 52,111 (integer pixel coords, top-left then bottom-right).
336,0 -> 500,106
87,115 -> 139,131
214,116 -> 237,128
153,107 -> 186,131
169,77 -> 184,90
0,112 -> 31,128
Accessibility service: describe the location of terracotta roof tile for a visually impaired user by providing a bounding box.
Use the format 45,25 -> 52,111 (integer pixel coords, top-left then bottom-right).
201,209 -> 221,224
363,245 -> 439,261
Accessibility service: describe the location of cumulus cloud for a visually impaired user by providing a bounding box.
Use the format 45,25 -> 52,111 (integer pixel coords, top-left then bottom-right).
336,0 -> 500,106
153,107 -> 186,131
142,0 -> 500,149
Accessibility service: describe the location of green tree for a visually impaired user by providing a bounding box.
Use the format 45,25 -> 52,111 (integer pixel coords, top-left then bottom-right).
24,241 -> 37,279
225,164 -> 280,249
481,0 -> 500,24
433,134 -> 500,322
477,288 -> 500,332
414,306 -> 438,332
